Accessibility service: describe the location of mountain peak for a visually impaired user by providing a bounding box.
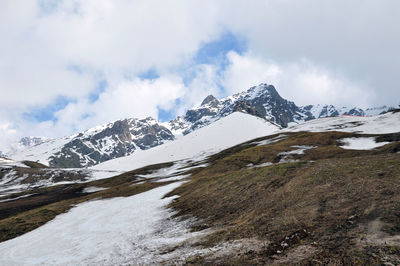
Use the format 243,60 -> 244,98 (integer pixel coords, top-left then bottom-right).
244,83 -> 279,100
201,95 -> 219,107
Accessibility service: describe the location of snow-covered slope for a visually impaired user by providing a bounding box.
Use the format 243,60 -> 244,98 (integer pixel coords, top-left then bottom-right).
91,112 -> 280,179
7,137 -> 50,155
285,110 -> 400,134
0,182 -> 200,265
7,137 -> 73,166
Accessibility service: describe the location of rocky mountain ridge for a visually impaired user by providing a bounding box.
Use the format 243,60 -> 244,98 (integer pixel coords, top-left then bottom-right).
7,117 -> 174,168
7,83 -> 393,168
166,83 -> 391,134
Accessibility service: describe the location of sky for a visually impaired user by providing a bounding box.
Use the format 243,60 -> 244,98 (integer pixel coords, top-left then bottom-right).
0,0 -> 399,149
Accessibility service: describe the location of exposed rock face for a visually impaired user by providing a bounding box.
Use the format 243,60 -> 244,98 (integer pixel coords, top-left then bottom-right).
201,95 -> 220,107
165,84 -> 309,135
48,117 -> 174,168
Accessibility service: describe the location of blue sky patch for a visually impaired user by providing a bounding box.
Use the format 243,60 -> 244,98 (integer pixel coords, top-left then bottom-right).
195,31 -> 246,66
81,113 -> 91,120
67,64 -> 85,75
183,31 -> 247,89
157,98 -> 181,122
157,107 -> 175,122
138,68 -> 160,80
38,0 -> 61,15
88,80 -> 107,103
23,96 -> 74,122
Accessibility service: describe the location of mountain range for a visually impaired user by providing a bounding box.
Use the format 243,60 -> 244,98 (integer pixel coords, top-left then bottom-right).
1,92 -> 400,264
5,83 -> 392,168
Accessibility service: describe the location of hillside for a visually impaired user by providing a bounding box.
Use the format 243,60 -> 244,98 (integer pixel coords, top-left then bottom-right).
0,110 -> 399,264
166,130 -> 400,264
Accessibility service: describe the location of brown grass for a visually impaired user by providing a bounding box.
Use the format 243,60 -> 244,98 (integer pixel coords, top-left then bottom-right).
22,161 -> 49,168
167,131 -> 400,264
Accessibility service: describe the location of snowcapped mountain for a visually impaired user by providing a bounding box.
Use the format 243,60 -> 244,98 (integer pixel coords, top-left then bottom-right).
91,112 -> 280,179
299,104 -> 390,119
285,109 -> 400,134
7,117 -> 174,168
165,83 -> 306,134
6,83 -> 394,168
165,83 -> 392,135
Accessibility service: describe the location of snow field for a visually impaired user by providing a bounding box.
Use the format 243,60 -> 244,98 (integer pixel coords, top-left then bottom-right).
0,182 -> 204,265
286,111 -> 400,134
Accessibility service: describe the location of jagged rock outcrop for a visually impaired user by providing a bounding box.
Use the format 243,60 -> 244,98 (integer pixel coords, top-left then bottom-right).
45,117 -> 174,168
166,84 -> 309,134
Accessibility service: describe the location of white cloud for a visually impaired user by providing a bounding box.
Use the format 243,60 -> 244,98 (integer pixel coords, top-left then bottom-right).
0,121 -> 18,153
222,51 -> 281,95
0,0 -> 222,108
47,76 -> 186,137
34,0 -> 222,72
221,52 -> 374,107
175,64 -> 221,116
217,0 -> 400,106
286,64 -> 373,107
89,76 -> 185,121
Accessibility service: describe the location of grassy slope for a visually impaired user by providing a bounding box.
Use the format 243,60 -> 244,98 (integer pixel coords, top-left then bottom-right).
21,161 -> 49,168
166,131 -> 400,264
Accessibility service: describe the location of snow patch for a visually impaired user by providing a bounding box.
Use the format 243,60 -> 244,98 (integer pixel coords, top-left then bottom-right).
0,193 -> 37,203
248,162 -> 273,168
249,134 -> 287,146
279,145 -> 316,156
339,137 -> 390,150
82,186 -> 107,193
153,174 -> 192,183
278,145 -> 316,163
0,182 -> 206,265
136,160 -> 208,181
